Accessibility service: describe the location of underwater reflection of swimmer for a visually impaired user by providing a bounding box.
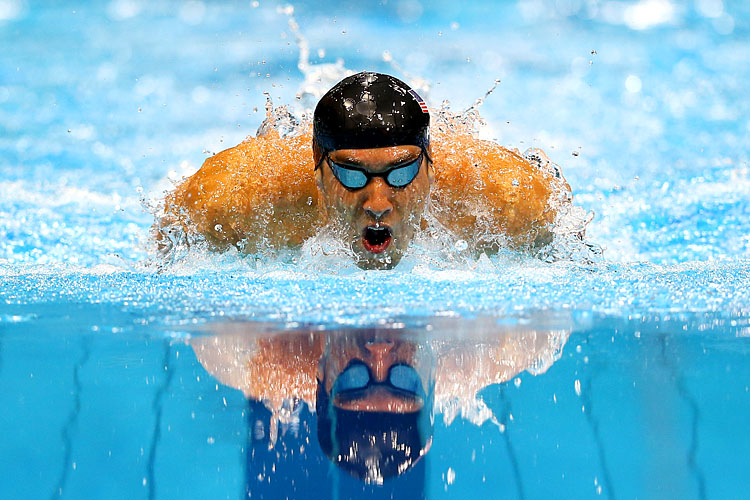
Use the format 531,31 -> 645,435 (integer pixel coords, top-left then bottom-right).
316,331 -> 434,484
190,318 -> 570,493
158,72 -> 576,269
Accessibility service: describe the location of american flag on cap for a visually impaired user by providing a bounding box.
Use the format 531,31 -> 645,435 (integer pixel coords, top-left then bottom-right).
408,89 -> 429,113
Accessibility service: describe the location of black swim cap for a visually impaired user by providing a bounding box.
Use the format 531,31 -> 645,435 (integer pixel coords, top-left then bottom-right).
316,379 -> 433,484
313,72 -> 430,153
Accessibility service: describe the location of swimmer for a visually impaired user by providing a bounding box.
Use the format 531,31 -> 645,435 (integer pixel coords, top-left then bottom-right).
158,72 -> 572,268
316,331 -> 434,483
191,317 -> 571,483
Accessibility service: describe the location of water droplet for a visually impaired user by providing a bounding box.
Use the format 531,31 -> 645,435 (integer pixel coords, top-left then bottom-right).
574,379 -> 582,396
446,467 -> 456,485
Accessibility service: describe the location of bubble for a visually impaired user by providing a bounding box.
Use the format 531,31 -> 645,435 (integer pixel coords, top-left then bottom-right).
446,467 -> 456,485
276,4 -> 293,15
625,75 -> 642,93
179,1 -> 205,25
397,0 -> 423,23
96,62 -> 118,82
0,0 -> 24,21
106,0 -> 141,20
713,14 -> 734,35
191,85 -> 210,104
623,0 -> 676,30
696,0 -> 723,18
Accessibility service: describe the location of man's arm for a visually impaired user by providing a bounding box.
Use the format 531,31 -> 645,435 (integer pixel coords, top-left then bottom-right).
155,132 -> 320,253
155,131 -> 571,254
191,326 -> 323,408
430,132 -> 572,252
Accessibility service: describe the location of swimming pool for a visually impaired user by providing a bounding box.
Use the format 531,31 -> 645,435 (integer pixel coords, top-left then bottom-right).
1,0 -> 749,498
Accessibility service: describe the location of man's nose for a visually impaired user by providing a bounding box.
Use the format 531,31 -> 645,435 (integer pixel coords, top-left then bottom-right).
365,341 -> 394,382
362,178 -> 393,220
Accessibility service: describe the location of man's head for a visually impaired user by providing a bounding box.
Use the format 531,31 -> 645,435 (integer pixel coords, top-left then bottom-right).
313,72 -> 433,269
316,330 -> 435,483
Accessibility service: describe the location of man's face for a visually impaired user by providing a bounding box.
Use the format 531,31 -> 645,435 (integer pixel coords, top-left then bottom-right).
320,331 -> 433,413
315,145 -> 433,269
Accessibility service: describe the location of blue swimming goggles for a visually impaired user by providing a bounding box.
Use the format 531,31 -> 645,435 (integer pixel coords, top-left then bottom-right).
333,360 -> 426,400
327,153 -> 424,190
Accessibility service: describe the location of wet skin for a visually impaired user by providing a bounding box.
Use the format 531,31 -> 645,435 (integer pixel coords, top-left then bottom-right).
314,145 -> 433,270
320,334 -> 432,413
159,132 -> 569,260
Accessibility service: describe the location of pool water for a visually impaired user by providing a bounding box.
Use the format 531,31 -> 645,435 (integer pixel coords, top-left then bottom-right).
1,0 -> 749,499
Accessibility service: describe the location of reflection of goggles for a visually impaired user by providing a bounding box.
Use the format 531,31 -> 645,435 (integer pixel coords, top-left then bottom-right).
327,153 -> 423,190
333,360 -> 426,400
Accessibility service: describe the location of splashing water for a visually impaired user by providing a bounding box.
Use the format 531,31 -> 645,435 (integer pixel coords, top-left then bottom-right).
152,83 -> 597,270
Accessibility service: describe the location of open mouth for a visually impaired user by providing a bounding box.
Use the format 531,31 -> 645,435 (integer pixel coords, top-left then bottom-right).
362,225 -> 392,254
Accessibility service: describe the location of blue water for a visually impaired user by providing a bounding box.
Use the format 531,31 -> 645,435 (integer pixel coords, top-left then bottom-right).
1,0 -> 749,499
